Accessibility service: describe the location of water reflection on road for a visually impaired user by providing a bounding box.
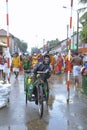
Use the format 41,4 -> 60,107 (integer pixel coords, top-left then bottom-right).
26,73 -> 74,130
0,73 -> 87,130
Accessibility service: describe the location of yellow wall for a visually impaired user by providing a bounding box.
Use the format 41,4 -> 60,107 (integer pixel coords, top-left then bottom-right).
0,36 -> 11,53
0,36 -> 11,45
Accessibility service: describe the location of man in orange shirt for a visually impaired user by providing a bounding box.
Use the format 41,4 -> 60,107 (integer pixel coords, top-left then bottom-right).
65,53 -> 72,73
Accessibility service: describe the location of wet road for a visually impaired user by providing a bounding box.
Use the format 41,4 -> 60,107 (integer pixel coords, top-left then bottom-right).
0,73 -> 87,130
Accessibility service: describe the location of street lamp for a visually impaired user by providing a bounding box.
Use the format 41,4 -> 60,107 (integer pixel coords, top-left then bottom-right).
63,6 -> 87,52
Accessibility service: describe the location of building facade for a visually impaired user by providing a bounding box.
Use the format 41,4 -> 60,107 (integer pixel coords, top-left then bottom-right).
0,29 -> 18,54
49,32 -> 86,54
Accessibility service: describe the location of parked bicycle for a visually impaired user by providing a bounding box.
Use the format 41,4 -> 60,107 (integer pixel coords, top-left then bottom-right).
24,70 -> 49,118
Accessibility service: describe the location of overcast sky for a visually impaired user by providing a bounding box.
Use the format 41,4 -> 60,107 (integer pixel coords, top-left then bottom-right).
0,0 -> 81,51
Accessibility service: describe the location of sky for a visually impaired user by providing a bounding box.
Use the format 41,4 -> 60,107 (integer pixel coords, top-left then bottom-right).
0,0 -> 82,52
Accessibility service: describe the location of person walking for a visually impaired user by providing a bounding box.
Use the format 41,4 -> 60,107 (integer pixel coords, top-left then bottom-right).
55,53 -> 63,74
22,54 -> 31,71
83,53 -> 87,65
3,51 -> 12,82
71,52 -> 83,88
12,52 -> 20,79
0,53 -> 4,80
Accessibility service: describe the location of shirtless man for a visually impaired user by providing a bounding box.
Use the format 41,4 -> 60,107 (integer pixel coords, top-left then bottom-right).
71,52 -> 83,87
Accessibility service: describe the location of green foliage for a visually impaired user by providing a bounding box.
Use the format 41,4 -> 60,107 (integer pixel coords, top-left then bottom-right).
20,41 -> 28,52
78,0 -> 87,43
82,75 -> 87,96
79,0 -> 87,3
80,12 -> 87,26
80,23 -> 87,42
31,47 -> 40,54
47,38 -> 60,48
14,37 -> 28,52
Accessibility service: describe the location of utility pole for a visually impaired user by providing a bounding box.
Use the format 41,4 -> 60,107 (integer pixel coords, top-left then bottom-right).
73,26 -> 75,51
67,25 -> 69,52
63,6 -> 87,52
6,0 -> 10,83
77,10 -> 79,52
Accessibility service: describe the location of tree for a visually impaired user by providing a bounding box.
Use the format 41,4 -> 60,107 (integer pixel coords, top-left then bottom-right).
14,37 -> 28,52
79,0 -> 87,3
80,12 -> 87,26
47,38 -> 60,48
80,24 -> 87,42
79,0 -> 87,43
20,41 -> 28,52
31,47 -> 40,54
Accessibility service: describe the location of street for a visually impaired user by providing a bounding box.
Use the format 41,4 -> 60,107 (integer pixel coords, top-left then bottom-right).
0,73 -> 87,130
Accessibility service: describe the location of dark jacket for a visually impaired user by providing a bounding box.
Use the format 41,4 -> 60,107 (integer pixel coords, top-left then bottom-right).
33,61 -> 51,81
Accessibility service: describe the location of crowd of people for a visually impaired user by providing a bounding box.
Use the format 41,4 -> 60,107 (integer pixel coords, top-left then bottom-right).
0,51 -> 87,88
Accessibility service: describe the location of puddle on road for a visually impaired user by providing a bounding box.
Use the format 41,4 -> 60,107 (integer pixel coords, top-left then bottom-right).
0,125 -> 27,130
55,94 -> 74,104
26,118 -> 49,130
0,74 -> 84,130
